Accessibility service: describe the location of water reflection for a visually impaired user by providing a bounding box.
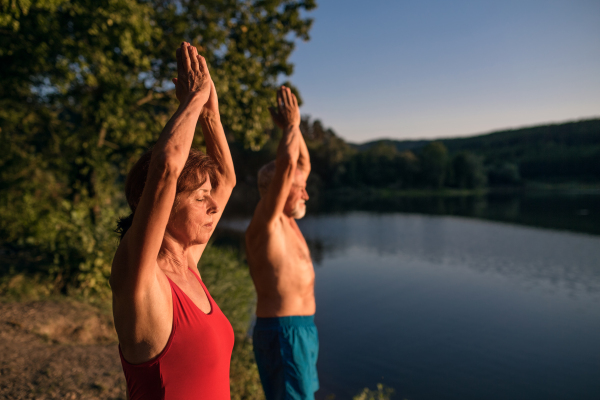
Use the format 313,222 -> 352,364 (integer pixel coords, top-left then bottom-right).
298,213 -> 600,296
217,209 -> 600,298
310,191 -> 600,236
300,214 -> 600,400
216,200 -> 600,400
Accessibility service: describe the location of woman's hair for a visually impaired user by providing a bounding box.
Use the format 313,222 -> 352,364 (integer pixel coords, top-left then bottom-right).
115,148 -> 218,240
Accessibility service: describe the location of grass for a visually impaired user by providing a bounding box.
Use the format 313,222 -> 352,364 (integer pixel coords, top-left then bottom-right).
198,245 -> 264,400
353,383 -> 395,400
1,243 -> 400,400
0,243 -> 264,400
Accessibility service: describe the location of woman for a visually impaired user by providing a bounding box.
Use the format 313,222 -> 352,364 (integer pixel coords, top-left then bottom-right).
110,42 -> 236,399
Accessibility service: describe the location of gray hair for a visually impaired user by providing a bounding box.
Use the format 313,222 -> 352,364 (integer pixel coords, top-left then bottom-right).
257,160 -> 276,197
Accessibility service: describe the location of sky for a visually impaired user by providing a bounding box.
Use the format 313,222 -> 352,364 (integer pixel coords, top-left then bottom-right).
287,0 -> 600,143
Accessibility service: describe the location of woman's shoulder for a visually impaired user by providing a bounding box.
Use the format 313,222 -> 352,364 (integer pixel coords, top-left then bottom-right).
109,234 -> 133,293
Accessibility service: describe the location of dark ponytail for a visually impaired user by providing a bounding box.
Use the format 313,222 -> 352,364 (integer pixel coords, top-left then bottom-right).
115,213 -> 135,241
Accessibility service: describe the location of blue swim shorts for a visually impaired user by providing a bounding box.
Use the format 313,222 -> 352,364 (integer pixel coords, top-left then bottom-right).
252,315 -> 319,400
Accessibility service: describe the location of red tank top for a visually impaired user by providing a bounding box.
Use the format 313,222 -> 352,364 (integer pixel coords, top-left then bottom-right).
119,270 -> 234,399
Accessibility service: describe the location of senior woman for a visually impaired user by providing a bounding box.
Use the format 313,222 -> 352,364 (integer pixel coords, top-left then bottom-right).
110,42 -> 236,399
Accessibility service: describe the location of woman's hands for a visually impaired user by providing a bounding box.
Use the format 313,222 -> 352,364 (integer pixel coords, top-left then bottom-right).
269,86 -> 300,130
172,42 -> 211,106
200,79 -> 220,119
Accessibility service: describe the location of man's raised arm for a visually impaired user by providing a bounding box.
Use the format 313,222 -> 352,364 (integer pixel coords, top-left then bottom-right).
297,127 -> 311,180
259,86 -> 301,223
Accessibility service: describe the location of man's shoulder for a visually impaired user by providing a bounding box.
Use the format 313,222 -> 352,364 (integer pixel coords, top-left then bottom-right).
247,201 -> 285,233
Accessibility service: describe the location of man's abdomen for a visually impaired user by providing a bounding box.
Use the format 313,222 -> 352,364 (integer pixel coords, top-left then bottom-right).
252,265 -> 316,318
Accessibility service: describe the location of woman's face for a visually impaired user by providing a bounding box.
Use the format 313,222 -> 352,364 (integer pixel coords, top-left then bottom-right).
166,176 -> 219,246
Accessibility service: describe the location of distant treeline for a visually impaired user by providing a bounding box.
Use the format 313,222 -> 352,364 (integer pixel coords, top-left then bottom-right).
227,118 -> 600,212
356,118 -> 600,186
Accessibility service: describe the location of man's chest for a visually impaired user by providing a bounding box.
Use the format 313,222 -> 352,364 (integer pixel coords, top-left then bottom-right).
279,222 -> 312,263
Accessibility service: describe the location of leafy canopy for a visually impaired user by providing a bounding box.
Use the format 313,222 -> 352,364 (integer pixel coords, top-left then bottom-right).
0,0 -> 315,296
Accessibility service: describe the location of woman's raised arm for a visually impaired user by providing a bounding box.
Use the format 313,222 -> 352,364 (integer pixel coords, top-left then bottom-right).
184,80 -> 237,264
198,80 -> 236,208
111,43 -> 211,294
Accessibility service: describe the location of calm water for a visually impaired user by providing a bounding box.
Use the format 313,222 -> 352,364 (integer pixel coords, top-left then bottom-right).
218,192 -> 600,400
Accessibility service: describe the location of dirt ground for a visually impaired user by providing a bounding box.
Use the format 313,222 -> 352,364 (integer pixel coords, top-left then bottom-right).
0,300 -> 126,399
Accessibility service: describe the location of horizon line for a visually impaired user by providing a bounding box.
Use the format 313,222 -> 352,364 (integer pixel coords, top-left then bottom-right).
341,115 -> 600,146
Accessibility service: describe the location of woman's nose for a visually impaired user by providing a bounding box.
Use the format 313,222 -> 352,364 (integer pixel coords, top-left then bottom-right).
208,197 -> 219,214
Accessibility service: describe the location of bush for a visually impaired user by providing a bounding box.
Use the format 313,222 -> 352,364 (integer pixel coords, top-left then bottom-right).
198,245 -> 264,400
353,383 -> 395,400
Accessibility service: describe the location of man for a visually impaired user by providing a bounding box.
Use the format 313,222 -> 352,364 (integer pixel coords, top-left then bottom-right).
245,86 -> 318,400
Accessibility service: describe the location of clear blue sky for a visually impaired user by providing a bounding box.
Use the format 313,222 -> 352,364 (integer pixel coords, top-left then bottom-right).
288,0 -> 600,143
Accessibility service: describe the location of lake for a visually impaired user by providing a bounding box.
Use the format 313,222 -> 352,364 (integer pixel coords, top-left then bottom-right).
218,192 -> 600,400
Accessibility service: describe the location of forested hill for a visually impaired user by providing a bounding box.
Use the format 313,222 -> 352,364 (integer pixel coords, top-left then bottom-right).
228,118 -> 600,205
355,118 -> 600,184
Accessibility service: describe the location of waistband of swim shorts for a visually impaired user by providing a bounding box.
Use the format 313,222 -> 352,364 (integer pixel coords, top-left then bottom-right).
254,315 -> 315,329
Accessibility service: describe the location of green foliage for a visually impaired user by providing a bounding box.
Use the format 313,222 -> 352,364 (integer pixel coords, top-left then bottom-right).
0,243 -> 264,399
352,383 -> 395,400
301,117 -> 356,187
227,119 -> 492,214
451,151 -> 487,189
0,0 -> 315,295
488,162 -> 520,186
360,119 -> 600,184
199,245 -> 263,400
420,141 -> 449,189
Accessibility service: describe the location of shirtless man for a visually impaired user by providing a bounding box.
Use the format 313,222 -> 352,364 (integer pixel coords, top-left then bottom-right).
245,86 -> 317,400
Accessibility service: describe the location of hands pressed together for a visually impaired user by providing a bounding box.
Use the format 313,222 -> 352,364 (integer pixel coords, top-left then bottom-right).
269,86 -> 300,131
172,42 -> 298,125
172,42 -> 218,116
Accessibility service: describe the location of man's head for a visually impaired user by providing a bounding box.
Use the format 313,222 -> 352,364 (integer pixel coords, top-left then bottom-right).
257,161 -> 309,219
285,168 -> 308,219
257,161 -> 277,198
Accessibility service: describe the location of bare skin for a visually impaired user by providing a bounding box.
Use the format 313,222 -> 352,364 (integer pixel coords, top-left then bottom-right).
245,86 -> 315,318
109,42 -> 235,365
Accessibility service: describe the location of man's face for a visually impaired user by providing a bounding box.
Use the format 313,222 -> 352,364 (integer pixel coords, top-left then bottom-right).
284,170 -> 309,219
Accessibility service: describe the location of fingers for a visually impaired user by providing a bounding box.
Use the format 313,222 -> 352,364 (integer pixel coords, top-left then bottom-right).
278,86 -> 297,108
188,45 -> 200,72
282,86 -> 291,107
210,78 -> 218,99
197,54 -> 210,78
277,89 -> 284,110
181,42 -> 192,72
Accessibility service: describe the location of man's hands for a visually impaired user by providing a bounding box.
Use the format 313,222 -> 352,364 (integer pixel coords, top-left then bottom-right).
172,42 -> 211,105
269,86 -> 300,130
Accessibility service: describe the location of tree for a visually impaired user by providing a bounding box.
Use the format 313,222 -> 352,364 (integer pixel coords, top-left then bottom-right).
396,150 -> 420,188
452,151 -> 487,189
354,142 -> 398,187
0,0 -> 315,296
301,116 -> 355,187
488,162 -> 521,186
420,141 -> 449,188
